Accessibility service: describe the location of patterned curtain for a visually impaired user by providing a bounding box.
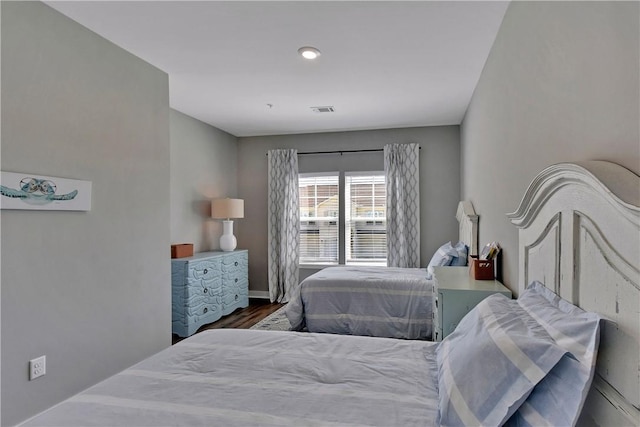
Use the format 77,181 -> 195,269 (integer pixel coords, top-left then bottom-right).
267,149 -> 300,303
384,143 -> 420,268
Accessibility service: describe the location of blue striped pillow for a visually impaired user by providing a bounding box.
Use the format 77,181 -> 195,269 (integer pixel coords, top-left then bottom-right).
437,294 -> 567,427
504,282 -> 601,427
449,242 -> 469,266
426,242 -> 457,279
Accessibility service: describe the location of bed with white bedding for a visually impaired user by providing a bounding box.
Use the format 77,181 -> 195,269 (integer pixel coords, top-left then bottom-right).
285,201 -> 479,339
286,265 -> 434,338
20,284 -> 602,427
21,330 -> 441,426
19,162 -> 639,426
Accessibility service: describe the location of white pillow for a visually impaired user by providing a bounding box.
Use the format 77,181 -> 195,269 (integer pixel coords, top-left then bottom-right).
437,294 -> 567,426
504,282 -> 601,427
426,242 -> 457,279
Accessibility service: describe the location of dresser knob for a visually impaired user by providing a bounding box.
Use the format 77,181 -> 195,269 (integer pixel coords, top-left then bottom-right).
235,278 -> 238,283
203,268 -> 208,274
203,307 -> 208,314
204,288 -> 208,293
234,261 -> 238,266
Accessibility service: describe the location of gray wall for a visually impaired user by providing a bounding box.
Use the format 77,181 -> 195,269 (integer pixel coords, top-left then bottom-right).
237,126 -> 460,293
461,1 -> 639,294
170,110 -> 239,253
1,3 -> 171,425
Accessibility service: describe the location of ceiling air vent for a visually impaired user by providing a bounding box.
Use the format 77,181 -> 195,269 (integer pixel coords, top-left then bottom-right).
310,106 -> 335,113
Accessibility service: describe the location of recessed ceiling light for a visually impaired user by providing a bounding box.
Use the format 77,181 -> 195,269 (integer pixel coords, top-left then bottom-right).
298,46 -> 321,60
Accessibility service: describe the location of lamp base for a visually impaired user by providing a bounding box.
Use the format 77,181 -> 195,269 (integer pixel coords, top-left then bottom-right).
219,220 -> 237,251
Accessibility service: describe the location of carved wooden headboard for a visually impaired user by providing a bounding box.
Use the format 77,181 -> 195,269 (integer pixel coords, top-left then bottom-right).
507,161 -> 639,426
457,200 -> 479,256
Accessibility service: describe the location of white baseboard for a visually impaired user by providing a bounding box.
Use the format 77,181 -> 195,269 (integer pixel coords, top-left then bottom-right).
249,290 -> 270,299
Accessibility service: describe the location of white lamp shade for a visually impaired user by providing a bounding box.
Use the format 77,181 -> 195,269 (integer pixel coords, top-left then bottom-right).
211,198 -> 244,219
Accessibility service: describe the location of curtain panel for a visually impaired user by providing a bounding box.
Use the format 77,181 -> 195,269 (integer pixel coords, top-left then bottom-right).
267,149 -> 300,303
384,143 -> 420,268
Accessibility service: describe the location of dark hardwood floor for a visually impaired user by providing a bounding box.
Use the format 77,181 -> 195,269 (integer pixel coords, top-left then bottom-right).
172,298 -> 284,344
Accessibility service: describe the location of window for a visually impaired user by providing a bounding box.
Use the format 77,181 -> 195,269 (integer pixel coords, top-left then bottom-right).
345,173 -> 387,265
299,173 -> 339,264
299,172 -> 386,266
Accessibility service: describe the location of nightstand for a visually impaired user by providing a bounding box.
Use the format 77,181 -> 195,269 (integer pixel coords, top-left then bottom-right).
432,266 -> 511,341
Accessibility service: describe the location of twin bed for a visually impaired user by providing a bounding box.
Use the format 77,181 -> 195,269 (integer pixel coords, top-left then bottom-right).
20,161 -> 639,426
286,200 -> 479,340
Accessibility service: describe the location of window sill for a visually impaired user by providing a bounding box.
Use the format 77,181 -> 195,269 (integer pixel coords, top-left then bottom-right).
299,262 -> 387,269
345,262 -> 387,267
299,264 -> 338,270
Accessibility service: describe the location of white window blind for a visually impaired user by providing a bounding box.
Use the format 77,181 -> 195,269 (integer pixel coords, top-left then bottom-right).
299,174 -> 339,264
345,173 -> 387,265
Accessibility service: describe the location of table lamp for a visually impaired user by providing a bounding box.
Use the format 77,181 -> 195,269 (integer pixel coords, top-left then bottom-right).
211,198 -> 244,251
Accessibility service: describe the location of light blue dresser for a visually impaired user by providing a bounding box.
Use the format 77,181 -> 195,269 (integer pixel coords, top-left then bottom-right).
171,250 -> 249,337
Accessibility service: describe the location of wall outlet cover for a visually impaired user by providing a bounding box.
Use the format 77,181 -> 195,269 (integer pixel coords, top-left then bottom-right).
30,355 -> 46,380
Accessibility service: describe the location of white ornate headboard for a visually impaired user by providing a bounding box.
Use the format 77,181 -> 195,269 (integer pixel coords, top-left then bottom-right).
507,161 -> 639,426
456,200 -> 479,256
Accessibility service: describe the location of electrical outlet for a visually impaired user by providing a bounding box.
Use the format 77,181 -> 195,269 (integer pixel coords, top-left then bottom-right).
29,355 -> 46,380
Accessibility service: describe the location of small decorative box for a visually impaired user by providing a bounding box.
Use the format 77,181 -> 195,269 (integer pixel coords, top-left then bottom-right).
171,243 -> 194,259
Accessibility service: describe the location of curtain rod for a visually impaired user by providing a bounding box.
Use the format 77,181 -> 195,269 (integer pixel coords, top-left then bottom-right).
266,147 -> 420,156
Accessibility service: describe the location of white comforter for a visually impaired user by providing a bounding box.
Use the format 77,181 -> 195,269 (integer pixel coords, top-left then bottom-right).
21,330 -> 439,427
286,266 -> 433,339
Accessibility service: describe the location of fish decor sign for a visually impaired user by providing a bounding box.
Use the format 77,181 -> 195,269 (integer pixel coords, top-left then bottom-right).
0,171 -> 92,211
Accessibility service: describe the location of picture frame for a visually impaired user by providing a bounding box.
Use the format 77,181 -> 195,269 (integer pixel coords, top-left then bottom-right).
0,171 -> 92,211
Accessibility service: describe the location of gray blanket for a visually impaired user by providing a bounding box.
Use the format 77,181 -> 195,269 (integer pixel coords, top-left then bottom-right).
21,330 -> 439,426
286,266 -> 433,339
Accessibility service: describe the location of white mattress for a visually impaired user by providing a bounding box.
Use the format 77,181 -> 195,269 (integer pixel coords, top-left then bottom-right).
21,329 -> 440,427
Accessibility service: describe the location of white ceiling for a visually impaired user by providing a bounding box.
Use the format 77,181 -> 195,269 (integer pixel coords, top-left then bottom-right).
46,1 -> 509,137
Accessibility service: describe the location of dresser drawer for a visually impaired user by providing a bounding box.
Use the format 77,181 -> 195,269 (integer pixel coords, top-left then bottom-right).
221,252 -> 247,273
222,278 -> 248,304
172,303 -> 222,336
173,268 -> 222,303
182,300 -> 221,317
189,259 -> 222,282
172,286 -> 219,305
223,270 -> 246,288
